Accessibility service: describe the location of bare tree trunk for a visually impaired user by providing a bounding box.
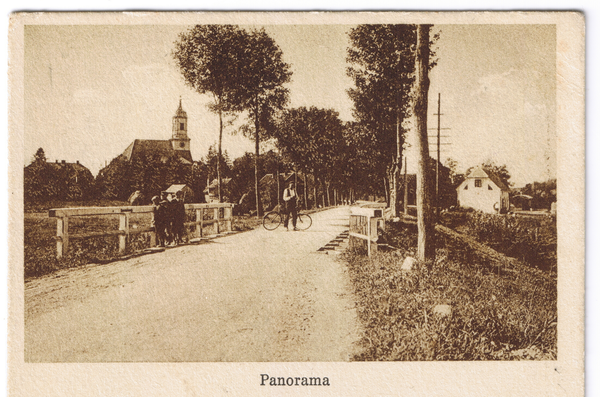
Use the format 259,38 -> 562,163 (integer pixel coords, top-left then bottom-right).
313,181 -> 317,210
395,112 -> 403,216
217,106 -> 223,203
326,182 -> 331,207
254,105 -> 263,218
303,174 -> 308,209
403,155 -> 408,213
384,173 -> 390,206
276,168 -> 281,209
414,24 -> 436,262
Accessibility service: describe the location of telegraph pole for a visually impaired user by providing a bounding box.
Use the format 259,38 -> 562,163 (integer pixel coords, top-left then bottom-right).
435,93 -> 441,220
414,24 -> 435,262
429,94 -> 450,221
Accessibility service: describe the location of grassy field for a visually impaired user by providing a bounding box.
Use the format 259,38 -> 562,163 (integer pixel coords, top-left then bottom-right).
24,204 -> 262,280
345,220 -> 557,361
440,210 -> 557,272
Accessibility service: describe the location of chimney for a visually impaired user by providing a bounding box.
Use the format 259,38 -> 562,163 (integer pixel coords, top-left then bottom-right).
55,160 -> 58,163
61,160 -> 66,164
76,160 -> 80,165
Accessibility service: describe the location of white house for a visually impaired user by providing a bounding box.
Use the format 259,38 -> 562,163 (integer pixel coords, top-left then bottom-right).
456,167 -> 510,213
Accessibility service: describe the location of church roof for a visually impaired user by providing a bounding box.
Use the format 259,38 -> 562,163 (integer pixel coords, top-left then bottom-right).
122,139 -> 193,163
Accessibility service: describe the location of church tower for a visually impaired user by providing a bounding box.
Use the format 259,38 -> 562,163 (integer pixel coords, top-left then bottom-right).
171,98 -> 190,152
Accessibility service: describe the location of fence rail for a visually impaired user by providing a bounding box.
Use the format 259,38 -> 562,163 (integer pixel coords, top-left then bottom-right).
349,203 -> 385,257
49,203 -> 234,259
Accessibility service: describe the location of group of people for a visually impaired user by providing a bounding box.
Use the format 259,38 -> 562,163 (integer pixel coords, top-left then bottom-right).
151,191 -> 186,247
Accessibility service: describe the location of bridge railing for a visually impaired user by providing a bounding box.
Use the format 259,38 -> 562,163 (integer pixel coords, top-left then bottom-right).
49,203 -> 233,259
349,203 -> 386,257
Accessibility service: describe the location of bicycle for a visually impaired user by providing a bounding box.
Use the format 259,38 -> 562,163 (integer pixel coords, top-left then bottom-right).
262,205 -> 312,231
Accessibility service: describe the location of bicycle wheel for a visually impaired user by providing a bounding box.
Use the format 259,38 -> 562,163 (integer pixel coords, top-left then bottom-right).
295,213 -> 312,231
263,211 -> 282,230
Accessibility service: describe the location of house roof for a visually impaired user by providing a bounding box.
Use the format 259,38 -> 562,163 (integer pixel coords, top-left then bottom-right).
165,184 -> 191,193
462,166 -> 511,192
204,178 -> 232,192
259,172 -> 301,185
486,173 -> 510,192
469,167 -> 489,179
45,161 -> 91,174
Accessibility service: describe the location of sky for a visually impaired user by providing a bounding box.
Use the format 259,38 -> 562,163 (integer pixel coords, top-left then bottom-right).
24,23 -> 555,187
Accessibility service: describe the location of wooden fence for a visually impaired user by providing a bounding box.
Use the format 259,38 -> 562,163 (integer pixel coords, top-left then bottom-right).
349,204 -> 385,257
49,203 -> 233,259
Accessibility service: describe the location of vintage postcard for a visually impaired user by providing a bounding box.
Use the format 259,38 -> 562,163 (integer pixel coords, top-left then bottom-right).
9,11 -> 584,396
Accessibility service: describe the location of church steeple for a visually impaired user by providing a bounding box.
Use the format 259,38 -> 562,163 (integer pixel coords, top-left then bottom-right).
171,97 -> 190,152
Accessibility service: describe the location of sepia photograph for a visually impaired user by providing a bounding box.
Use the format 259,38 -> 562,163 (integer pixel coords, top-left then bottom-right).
9,10 -> 584,396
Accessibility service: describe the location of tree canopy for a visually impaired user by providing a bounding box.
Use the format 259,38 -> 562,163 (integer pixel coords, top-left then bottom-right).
346,25 -> 417,187
172,25 -> 248,113
271,106 -> 346,206
173,25 -> 248,203
236,28 -> 292,217
346,24 -> 439,209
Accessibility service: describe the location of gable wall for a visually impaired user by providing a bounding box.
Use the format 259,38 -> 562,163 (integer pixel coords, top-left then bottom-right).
457,177 -> 503,213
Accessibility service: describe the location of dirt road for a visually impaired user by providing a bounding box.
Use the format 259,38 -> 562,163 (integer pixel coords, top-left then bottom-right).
24,206 -> 361,362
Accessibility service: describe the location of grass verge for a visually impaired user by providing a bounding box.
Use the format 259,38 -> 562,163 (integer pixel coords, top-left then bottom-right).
345,221 -> 557,361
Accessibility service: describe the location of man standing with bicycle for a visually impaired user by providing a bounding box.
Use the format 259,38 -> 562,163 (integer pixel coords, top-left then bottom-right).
283,181 -> 298,231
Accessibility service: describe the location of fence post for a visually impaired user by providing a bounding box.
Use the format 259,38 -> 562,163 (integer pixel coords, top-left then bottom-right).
150,212 -> 156,247
119,212 -> 129,254
196,208 -> 203,238
214,207 -> 220,234
224,205 -> 233,232
56,216 -> 69,259
369,216 -> 378,255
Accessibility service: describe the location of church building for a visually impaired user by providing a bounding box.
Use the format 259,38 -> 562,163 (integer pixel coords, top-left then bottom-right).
120,99 -> 193,164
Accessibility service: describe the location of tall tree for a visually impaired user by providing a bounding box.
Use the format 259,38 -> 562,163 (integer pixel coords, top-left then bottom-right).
272,106 -> 346,208
173,25 -> 247,203
347,25 -> 417,215
347,25 -> 439,213
414,24 -> 436,262
237,29 -> 292,217
24,148 -> 50,202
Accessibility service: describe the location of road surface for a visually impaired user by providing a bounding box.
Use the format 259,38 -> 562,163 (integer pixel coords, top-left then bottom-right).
24,206 -> 361,362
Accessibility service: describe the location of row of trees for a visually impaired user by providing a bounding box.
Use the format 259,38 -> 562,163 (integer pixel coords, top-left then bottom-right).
173,25 -> 291,217
171,24 -> 442,221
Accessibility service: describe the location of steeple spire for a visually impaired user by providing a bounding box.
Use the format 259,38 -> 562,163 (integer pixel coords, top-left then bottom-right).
171,98 -> 190,152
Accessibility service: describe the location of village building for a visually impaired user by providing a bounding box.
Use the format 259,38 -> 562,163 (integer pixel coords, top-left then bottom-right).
120,99 -> 193,164
24,159 -> 95,201
456,166 -> 510,213
204,178 -> 232,203
165,184 -> 195,203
